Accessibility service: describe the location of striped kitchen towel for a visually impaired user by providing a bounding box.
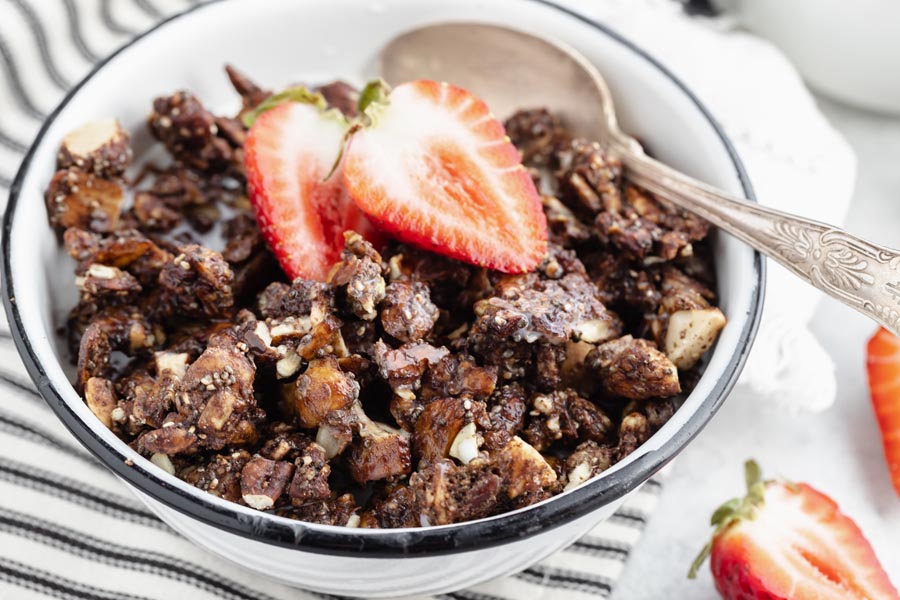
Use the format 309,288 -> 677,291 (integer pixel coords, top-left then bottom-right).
0,1 -> 664,599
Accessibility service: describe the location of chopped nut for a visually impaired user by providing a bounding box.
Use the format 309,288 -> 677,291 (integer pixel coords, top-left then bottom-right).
288,357 -> 359,428
84,377 -> 117,428
413,397 -> 469,465
57,118 -> 132,178
243,494 -> 274,510
239,320 -> 276,357
150,453 -> 176,475
76,264 -> 141,300
139,425 -> 198,455
241,456 -> 294,510
665,308 -> 726,370
346,404 -> 412,484
345,513 -> 361,528
197,389 -> 237,431
45,168 -> 123,233
316,419 -> 353,459
276,351 -> 302,379
449,422 -> 479,465
268,317 -> 312,345
154,351 -> 190,379
652,267 -> 726,369
563,460 -> 591,491
563,441 -> 615,491
574,318 -> 618,344
491,436 -> 557,502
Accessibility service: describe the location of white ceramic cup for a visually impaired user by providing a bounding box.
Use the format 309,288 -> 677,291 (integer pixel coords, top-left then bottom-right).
714,0 -> 900,114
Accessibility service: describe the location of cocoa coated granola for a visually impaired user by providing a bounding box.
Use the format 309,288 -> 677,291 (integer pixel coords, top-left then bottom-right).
45,68 -> 726,528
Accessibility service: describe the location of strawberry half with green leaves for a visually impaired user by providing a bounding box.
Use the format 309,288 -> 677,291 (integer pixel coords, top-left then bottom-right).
690,461 -> 898,600
243,88 -> 380,281
342,80 -> 547,274
865,326 -> 900,496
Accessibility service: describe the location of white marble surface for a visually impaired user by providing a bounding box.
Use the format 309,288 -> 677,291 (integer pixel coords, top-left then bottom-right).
613,97 -> 900,599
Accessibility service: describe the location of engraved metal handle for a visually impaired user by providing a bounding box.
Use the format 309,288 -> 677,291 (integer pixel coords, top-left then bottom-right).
621,147 -> 900,336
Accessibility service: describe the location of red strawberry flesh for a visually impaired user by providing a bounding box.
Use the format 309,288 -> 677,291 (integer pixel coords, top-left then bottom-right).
342,80 -> 547,273
692,462 -> 898,600
866,327 -> 900,496
244,101 -> 379,281
711,482 -> 898,599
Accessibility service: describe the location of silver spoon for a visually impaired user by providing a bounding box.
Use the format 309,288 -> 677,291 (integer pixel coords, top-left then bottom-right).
380,23 -> 900,336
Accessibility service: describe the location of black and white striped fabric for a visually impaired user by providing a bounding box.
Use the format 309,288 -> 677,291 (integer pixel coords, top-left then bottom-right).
0,1 -> 663,598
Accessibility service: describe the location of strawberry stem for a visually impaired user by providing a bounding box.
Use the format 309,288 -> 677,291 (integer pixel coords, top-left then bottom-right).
357,78 -> 391,118
709,498 -> 740,526
322,122 -> 362,182
241,86 -> 329,127
745,460 -> 762,490
320,80 -> 392,182
688,540 -> 713,579
687,459 -> 770,581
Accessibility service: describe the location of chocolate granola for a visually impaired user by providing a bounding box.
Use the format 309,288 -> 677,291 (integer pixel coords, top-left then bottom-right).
46,68 -> 726,528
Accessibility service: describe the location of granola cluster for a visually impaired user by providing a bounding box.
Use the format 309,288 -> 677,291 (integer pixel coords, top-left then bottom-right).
46,69 -> 725,528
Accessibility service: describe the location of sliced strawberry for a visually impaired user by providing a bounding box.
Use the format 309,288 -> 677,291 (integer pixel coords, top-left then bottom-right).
690,461 -> 898,600
342,80 -> 547,273
244,99 -> 380,281
866,327 -> 900,497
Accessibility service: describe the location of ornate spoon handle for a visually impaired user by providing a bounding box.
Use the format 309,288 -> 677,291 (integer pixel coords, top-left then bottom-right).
622,149 -> 900,336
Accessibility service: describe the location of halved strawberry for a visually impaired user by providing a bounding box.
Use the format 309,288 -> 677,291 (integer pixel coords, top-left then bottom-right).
244,95 -> 380,281
690,461 -> 898,600
866,327 -> 900,497
342,80 -> 547,274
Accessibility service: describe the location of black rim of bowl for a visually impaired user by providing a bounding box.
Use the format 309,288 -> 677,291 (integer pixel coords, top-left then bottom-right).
2,0 -> 765,558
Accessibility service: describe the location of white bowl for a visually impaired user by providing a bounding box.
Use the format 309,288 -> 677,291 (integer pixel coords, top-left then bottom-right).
2,0 -> 764,596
